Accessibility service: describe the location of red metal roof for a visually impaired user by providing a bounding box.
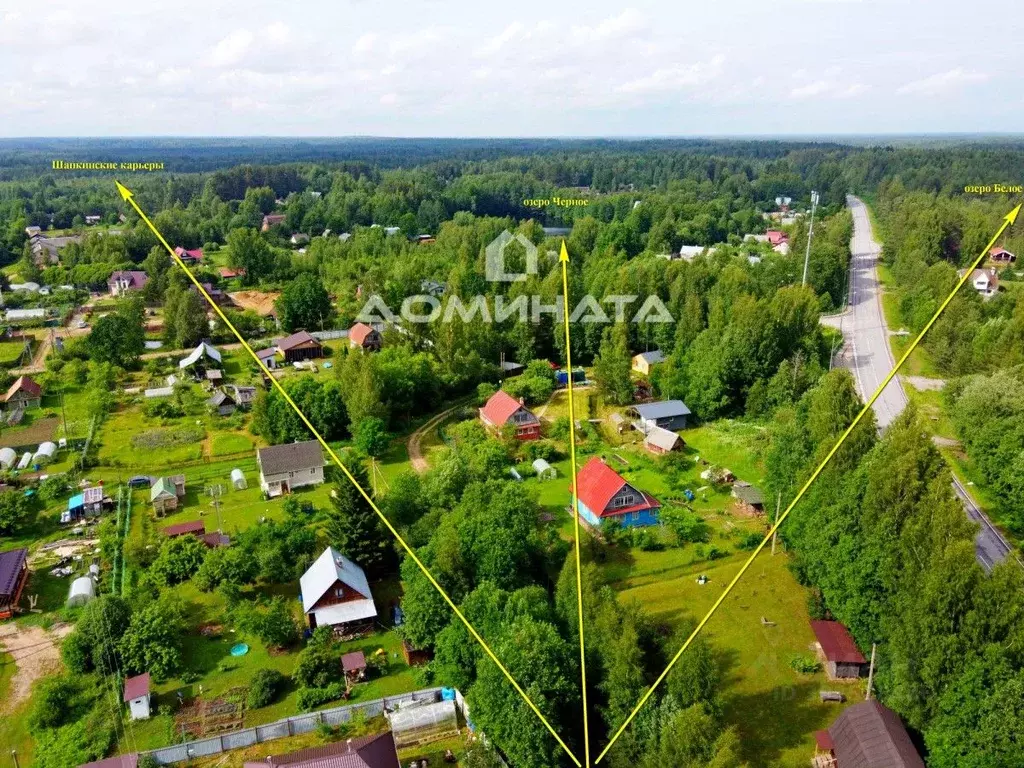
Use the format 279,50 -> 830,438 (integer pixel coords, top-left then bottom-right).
277,330 -> 321,352
990,246 -> 1012,257
573,457 -> 659,517
4,375 -> 41,401
79,754 -> 139,768
173,246 -> 204,261
219,267 -> 245,278
348,323 -> 376,346
811,620 -> 866,664
123,672 -> 150,702
162,520 -> 206,537
480,390 -> 530,426
766,230 -> 788,246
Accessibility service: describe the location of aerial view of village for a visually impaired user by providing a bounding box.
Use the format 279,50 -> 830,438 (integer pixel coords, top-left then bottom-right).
2,3 -> 1023,768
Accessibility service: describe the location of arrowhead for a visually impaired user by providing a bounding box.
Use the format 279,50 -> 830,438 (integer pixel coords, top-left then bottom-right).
1005,203 -> 1022,226
115,181 -> 133,202
559,240 -> 569,263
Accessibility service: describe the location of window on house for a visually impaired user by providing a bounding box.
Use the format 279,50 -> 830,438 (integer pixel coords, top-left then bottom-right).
632,511 -> 640,522
311,469 -> 316,475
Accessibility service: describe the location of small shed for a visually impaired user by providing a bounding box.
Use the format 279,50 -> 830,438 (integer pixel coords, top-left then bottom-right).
150,478 -> 179,515
532,458 -> 557,479
32,441 -> 57,465
123,673 -> 151,720
732,482 -> 765,514
342,650 -> 367,683
401,639 -> 431,667
388,698 -> 459,749
644,425 -> 682,454
67,576 -> 96,607
230,468 -> 247,490
811,620 -> 867,680
0,447 -> 17,470
608,412 -> 627,434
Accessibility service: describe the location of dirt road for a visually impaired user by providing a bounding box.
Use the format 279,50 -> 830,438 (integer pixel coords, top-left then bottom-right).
407,403 -> 464,473
0,622 -> 72,707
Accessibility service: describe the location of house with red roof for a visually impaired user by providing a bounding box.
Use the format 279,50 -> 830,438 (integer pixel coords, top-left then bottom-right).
277,330 -> 325,362
766,230 -> 789,247
990,246 -> 1016,263
173,246 -> 203,264
349,322 -> 382,352
479,390 -> 541,440
571,457 -> 661,528
3,376 -> 42,410
810,619 -> 867,680
219,266 -> 245,279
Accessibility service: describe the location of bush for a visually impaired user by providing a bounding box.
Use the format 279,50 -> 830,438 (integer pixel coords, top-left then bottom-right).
143,399 -> 185,419
737,531 -> 764,550
247,668 -> 286,709
789,655 -> 822,674
296,683 -> 344,711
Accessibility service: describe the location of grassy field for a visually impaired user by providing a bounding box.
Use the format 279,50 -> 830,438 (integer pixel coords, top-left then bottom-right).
0,338 -> 30,368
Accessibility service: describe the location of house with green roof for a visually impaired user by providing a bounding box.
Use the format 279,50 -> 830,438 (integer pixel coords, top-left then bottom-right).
150,474 -> 185,515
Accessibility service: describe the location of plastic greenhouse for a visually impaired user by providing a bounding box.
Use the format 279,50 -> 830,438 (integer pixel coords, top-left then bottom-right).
387,699 -> 459,748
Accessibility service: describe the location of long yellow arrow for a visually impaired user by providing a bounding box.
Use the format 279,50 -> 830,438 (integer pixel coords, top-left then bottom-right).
560,240 -> 591,768
595,201 -> 1023,763
116,181 -> 582,768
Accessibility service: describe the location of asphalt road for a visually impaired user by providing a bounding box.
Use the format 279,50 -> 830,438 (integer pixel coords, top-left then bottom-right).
824,195 -> 1016,572
821,196 -> 907,430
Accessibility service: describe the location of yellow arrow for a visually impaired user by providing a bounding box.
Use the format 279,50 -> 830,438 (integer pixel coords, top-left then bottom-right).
116,180 -> 582,768
595,201 -> 1022,763
560,239 -> 591,767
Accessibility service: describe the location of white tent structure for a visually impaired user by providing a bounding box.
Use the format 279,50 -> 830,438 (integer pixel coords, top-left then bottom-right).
0,447 -> 17,470
532,458 -> 556,479
230,468 -> 247,490
32,441 -> 58,464
16,452 -> 32,470
67,576 -> 96,607
179,341 -> 222,370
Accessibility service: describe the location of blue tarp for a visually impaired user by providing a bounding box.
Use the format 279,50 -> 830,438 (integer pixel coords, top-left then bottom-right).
441,687 -> 456,701
67,493 -> 84,510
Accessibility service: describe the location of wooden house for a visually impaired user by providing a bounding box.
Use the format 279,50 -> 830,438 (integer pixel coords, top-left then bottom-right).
811,620 -> 867,680
348,322 -> 382,352
0,547 -> 28,619
479,390 -> 541,440
299,547 -> 377,637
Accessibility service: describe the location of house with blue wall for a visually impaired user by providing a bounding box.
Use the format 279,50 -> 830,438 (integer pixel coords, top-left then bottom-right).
571,456 -> 661,528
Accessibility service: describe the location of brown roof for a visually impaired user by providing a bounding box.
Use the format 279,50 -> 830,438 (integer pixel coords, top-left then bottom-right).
277,330 -> 322,352
342,650 -> 367,672
162,520 -> 206,537
243,732 -> 399,768
258,440 -> 325,476
123,673 -> 150,702
200,532 -> 231,548
811,620 -> 866,664
4,376 -> 41,401
829,700 -> 925,768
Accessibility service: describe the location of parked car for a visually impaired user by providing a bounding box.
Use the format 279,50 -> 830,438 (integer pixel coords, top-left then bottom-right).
127,475 -> 152,488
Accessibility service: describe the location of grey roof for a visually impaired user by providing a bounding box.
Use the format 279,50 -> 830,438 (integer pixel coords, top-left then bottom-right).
631,400 -> 691,419
644,425 -> 681,451
209,390 -> 235,407
732,482 -> 764,506
634,350 -> 665,365
258,440 -> 325,476
300,546 -> 372,613
829,700 -> 925,768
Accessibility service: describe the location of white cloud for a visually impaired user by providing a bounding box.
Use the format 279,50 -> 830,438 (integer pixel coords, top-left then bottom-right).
896,68 -> 990,95
617,55 -> 726,95
208,29 -> 254,67
790,80 -> 831,99
353,33 -> 377,54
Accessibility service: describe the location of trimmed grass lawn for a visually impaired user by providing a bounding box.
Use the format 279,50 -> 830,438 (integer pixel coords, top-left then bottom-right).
212,431 -> 255,456
0,338 -> 30,367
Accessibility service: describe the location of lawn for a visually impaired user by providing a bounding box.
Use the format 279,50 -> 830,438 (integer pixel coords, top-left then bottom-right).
211,431 -> 255,456
0,338 -> 30,367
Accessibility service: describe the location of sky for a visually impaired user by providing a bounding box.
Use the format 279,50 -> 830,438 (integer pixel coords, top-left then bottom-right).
1,0 -> 1020,137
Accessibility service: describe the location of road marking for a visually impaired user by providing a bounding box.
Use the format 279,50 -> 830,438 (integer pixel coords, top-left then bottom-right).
595,202 -> 1022,763
115,181 -> 583,768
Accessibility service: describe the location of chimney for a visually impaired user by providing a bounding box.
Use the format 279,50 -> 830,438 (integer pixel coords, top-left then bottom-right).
519,397 -> 525,405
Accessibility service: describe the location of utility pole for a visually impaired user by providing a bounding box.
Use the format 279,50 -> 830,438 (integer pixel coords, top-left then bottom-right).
771,491 -> 780,555
866,643 -> 877,700
11,749 -> 20,768
801,190 -> 820,287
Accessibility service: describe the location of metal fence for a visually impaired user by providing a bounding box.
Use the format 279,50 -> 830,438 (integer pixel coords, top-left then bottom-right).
140,687 -> 446,765
310,329 -> 349,341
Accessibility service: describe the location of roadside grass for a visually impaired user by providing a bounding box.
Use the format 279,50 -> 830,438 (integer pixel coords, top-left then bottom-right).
0,339 -> 29,367
211,431 -> 254,456
876,264 -> 939,378
0,697 -> 33,766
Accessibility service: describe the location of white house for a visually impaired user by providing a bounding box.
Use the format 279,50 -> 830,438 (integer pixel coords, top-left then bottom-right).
256,440 -> 326,497
300,547 -> 378,636
123,673 -> 151,720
